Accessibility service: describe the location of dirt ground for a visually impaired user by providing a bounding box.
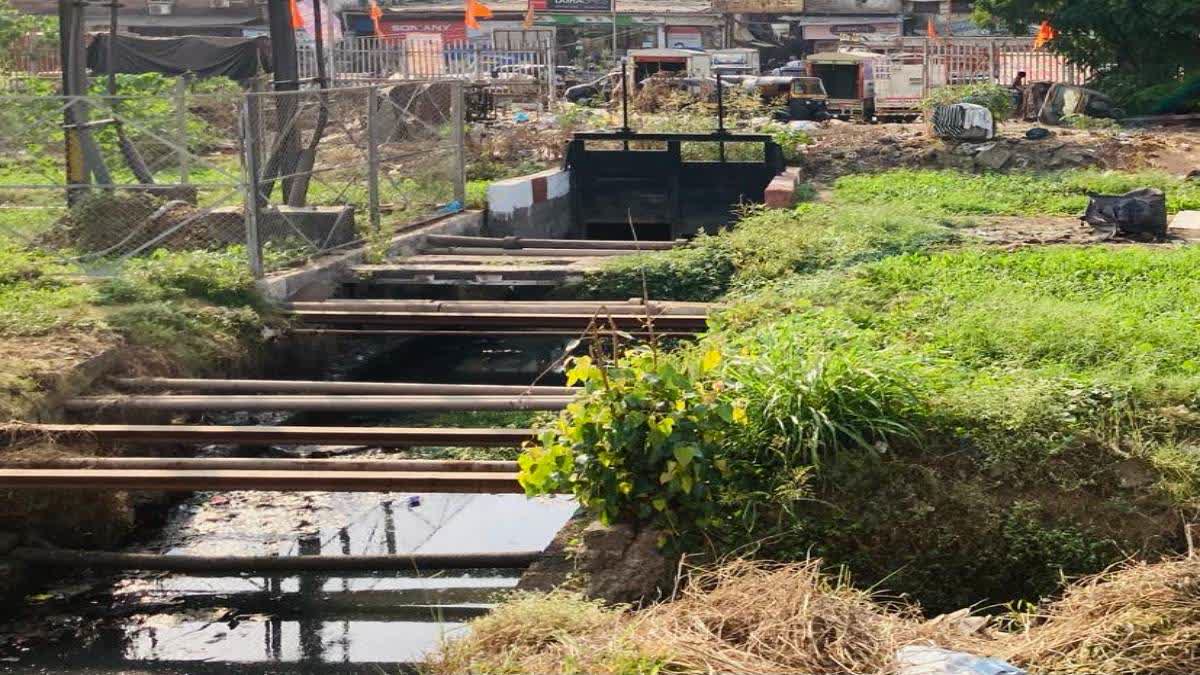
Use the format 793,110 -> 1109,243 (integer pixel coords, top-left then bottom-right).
795,120 -> 1200,181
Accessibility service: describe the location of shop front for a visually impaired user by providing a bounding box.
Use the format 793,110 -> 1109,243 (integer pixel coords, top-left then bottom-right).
797,16 -> 903,52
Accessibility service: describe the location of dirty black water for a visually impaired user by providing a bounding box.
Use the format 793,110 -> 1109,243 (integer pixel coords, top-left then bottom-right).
0,335 -> 580,673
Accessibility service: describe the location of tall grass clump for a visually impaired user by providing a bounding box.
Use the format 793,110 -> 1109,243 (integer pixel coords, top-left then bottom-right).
721,317 -> 928,467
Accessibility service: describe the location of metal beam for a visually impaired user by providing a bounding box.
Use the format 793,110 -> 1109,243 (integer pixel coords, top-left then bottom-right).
9,547 -> 540,572
64,395 -> 571,414
423,234 -> 680,251
111,377 -> 573,396
0,424 -> 535,447
286,300 -> 713,316
0,469 -> 524,493
3,457 -> 519,473
350,264 -> 581,280
421,247 -> 640,258
288,311 -> 709,332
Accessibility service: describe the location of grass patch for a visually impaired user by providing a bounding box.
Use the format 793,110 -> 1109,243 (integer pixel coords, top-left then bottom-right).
572,203 -> 962,302
542,169 -> 1200,612
834,168 -> 1200,216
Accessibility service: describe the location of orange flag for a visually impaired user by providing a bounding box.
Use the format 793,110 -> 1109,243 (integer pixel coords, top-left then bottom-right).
288,0 -> 304,30
926,17 -> 938,38
1033,21 -> 1056,49
368,0 -> 384,37
465,0 -> 493,30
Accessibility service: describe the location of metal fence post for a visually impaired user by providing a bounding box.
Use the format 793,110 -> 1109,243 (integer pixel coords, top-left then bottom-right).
366,86 -> 381,234
452,80 -> 466,207
240,90 -> 264,278
175,76 -> 190,184
546,44 -> 556,109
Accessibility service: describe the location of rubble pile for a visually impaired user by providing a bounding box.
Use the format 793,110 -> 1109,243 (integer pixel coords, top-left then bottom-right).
793,121 -> 1192,181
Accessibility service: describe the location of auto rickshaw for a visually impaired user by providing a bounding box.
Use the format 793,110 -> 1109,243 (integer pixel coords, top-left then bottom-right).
787,77 -> 830,121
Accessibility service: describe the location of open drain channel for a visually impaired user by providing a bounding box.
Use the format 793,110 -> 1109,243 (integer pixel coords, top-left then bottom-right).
0,234 -> 711,672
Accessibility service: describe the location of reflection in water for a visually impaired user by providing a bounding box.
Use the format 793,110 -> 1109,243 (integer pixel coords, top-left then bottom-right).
3,492 -> 577,672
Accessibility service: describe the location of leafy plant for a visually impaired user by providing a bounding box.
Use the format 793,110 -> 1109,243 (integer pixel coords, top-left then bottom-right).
922,83 -> 1016,120
520,347 -> 749,536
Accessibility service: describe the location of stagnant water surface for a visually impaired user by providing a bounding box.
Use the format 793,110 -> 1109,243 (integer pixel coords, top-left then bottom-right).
0,335 -> 580,672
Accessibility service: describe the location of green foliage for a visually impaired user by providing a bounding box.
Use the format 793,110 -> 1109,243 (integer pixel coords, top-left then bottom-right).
520,348 -> 750,535
971,0 -> 1200,86
922,83 -> 1016,120
99,248 -> 260,308
571,237 -> 735,302
1064,114 -> 1121,131
0,1 -> 54,65
465,180 -> 489,209
1090,71 -> 1200,116
0,72 -> 241,182
106,302 -> 264,373
834,168 -> 1200,215
0,242 -> 94,336
763,121 -> 813,164
520,333 -> 928,543
574,203 -> 959,302
721,319 -> 928,468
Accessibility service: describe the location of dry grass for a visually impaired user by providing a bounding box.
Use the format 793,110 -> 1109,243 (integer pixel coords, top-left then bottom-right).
426,591 -> 651,674
997,557 -> 1200,674
428,560 -> 991,675
431,557 -> 1200,675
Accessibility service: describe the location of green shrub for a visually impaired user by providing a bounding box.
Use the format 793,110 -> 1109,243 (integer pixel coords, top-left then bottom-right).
520,347 -> 750,534
922,83 -> 1016,120
100,248 -> 259,308
520,333 -> 927,542
721,317 -> 928,467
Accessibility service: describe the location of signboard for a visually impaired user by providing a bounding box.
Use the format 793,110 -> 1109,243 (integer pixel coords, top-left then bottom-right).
831,24 -> 877,33
712,0 -> 805,12
534,0 -> 615,12
379,19 -> 468,42
802,20 -> 899,40
665,26 -> 702,50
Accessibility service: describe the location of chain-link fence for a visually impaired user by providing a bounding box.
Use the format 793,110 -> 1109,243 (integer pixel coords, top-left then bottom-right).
244,81 -> 465,274
0,79 -> 465,277
0,85 -> 246,272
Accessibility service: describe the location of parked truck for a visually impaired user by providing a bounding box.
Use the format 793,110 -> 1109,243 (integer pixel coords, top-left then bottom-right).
805,50 -> 883,121
628,48 -> 713,82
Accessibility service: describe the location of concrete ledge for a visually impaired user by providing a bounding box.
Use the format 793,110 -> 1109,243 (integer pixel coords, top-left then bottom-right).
765,168 -> 802,209
256,210 -> 484,302
486,168 -> 572,239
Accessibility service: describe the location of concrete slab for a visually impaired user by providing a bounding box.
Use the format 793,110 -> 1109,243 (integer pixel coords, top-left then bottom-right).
1169,210 -> 1200,241
256,211 -> 484,302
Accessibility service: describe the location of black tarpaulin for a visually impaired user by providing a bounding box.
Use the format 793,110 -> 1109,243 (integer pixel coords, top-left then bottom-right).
87,34 -> 270,80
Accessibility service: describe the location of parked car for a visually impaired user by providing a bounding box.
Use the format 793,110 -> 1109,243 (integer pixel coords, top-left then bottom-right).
768,60 -> 806,77
565,71 -> 620,103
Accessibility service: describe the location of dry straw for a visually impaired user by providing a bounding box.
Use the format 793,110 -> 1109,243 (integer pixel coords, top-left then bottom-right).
996,558 -> 1200,674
